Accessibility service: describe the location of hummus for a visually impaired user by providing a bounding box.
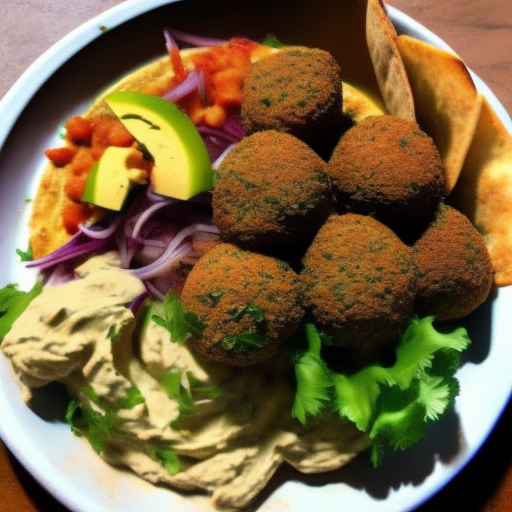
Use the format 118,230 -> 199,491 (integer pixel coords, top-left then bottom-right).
2,252 -> 369,510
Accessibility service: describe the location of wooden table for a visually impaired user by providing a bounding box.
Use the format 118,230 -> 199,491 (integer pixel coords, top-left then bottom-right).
0,0 -> 511,511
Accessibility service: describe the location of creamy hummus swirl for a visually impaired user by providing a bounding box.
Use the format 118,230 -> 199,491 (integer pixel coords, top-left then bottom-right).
2,252 -> 369,510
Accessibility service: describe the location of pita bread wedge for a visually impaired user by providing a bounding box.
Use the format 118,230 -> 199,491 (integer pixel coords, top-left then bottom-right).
396,34 -> 482,195
450,96 -> 512,287
365,0 -> 415,121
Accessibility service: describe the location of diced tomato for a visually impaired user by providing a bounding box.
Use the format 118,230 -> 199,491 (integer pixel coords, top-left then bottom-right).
91,116 -> 135,160
64,173 -> 88,203
203,104 -> 227,128
69,148 -> 95,176
44,146 -> 77,167
63,148 -> 94,202
169,46 -> 187,86
211,66 -> 247,107
65,116 -> 93,145
181,37 -> 260,126
62,201 -> 91,234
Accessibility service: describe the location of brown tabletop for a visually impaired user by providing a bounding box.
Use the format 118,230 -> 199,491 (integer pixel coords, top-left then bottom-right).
1,0 -> 512,511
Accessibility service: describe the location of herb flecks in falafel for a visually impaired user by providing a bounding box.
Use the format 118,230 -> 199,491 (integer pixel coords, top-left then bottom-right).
213,130 -> 335,252
301,213 -> 416,355
328,115 -> 445,229
413,203 -> 494,320
241,46 -> 344,154
181,243 -> 304,366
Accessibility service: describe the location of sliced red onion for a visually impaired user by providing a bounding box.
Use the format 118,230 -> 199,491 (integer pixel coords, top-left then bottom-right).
26,235 -> 111,271
223,116 -> 246,139
198,125 -> 240,144
164,28 -> 179,53
213,143 -> 235,169
163,69 -> 204,103
42,262 -> 77,287
79,217 -> 121,239
146,186 -> 169,203
131,200 -> 175,240
130,223 -> 219,280
130,291 -> 150,315
166,28 -> 227,48
144,280 -> 166,301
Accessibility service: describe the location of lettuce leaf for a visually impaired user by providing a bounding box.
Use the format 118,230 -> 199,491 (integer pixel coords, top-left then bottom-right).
291,323 -> 333,423
0,281 -> 42,342
291,316 -> 471,466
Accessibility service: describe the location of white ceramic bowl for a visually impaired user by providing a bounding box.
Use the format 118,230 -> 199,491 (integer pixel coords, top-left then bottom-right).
1,2 -> 511,511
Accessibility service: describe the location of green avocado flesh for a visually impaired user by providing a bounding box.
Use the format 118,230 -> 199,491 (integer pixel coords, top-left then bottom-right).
105,91 -> 213,201
82,146 -> 143,211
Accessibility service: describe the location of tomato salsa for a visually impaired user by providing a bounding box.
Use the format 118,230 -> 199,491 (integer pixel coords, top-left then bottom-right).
45,37 -> 264,234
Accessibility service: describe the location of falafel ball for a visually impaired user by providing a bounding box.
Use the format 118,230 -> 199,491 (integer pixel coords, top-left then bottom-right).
181,242 -> 305,366
412,203 -> 494,320
213,130 -> 335,251
327,115 -> 445,227
241,47 -> 343,152
301,213 -> 416,354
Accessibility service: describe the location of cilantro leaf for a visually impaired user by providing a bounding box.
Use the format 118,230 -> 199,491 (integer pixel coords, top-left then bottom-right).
66,399 -> 120,454
16,246 -> 33,262
118,385 -> 145,409
291,317 -> 471,466
262,34 -> 284,48
159,370 -> 194,415
222,331 -> 265,352
151,291 -> 204,342
291,323 -> 334,424
149,446 -> 181,475
332,364 -> 392,432
187,372 -> 222,399
0,282 -> 42,342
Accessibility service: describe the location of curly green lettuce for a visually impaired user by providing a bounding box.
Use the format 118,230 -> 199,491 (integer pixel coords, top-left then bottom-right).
0,281 -> 42,342
291,316 -> 471,466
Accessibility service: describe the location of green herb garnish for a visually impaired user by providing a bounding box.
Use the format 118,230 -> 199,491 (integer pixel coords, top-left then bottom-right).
291,317 -> 470,466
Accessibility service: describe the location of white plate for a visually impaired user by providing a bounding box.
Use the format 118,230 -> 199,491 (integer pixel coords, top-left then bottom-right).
1,1 -> 512,511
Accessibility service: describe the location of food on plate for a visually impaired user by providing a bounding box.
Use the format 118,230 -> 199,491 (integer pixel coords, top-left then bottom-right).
241,46 -> 343,154
413,203 -> 494,320
1,252 -> 146,393
181,242 -> 305,366
365,0 -> 415,121
81,146 -> 149,211
104,91 -> 214,201
327,114 -> 445,228
396,34 -> 482,195
300,213 -> 416,355
450,97 -> 512,287
212,130 -> 335,251
342,81 -> 385,124
29,38 -> 270,260
1,252 -> 370,511
0,0 -> 510,509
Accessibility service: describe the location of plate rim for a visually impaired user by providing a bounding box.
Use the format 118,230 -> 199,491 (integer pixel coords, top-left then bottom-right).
0,2 -> 511,512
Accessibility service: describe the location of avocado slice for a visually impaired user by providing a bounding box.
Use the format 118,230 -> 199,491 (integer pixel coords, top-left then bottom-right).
104,91 -> 213,201
82,146 -> 147,211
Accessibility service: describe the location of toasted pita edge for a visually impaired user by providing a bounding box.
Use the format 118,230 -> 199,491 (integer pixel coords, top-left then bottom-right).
366,0 -> 415,121
450,95 -> 512,287
396,34 -> 481,195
